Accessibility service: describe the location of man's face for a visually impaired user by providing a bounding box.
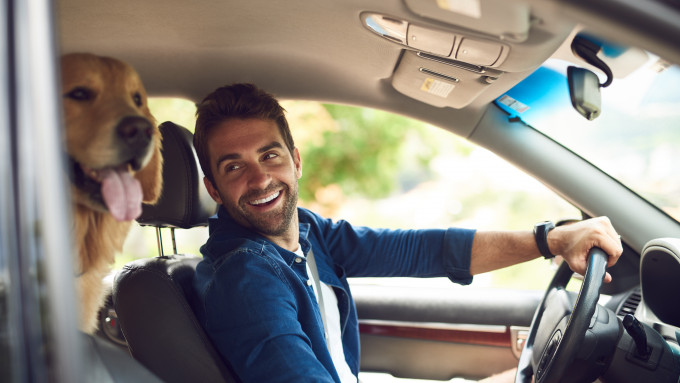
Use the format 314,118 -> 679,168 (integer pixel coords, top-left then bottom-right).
204,118 -> 302,238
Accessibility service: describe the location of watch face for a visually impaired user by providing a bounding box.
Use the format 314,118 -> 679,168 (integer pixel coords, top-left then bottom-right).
536,221 -> 555,230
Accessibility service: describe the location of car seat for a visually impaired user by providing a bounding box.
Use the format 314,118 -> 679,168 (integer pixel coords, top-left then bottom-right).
112,121 -> 239,383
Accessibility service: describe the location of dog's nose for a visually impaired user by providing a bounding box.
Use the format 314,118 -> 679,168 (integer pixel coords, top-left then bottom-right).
116,116 -> 152,150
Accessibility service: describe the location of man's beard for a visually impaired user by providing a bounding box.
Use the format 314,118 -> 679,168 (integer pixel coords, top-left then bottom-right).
224,181 -> 298,237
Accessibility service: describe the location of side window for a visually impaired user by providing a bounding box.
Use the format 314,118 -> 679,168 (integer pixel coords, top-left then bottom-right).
288,102 -> 579,290
120,99 -> 579,291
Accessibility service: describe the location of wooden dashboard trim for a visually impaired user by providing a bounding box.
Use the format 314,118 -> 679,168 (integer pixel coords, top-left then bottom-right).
359,320 -> 512,347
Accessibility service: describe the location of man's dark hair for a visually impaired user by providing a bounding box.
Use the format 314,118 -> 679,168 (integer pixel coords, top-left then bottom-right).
193,83 -> 295,184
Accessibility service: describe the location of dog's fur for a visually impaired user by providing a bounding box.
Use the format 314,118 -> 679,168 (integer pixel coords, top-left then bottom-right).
61,53 -> 163,333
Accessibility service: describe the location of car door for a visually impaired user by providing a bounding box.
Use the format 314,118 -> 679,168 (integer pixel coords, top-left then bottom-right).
354,280 -> 541,381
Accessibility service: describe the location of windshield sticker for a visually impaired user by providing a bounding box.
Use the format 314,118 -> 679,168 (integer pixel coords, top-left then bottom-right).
497,95 -> 529,113
436,0 -> 482,19
421,78 -> 455,98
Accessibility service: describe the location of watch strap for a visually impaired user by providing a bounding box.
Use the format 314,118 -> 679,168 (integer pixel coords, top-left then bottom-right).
534,221 -> 556,259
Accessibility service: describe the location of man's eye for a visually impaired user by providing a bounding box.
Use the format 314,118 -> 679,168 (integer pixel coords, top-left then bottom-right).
225,164 -> 241,173
263,153 -> 278,160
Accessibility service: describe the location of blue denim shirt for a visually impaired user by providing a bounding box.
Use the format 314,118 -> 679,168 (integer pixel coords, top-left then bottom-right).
193,206 -> 475,383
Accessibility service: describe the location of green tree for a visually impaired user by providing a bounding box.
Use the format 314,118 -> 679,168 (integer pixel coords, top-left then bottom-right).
293,103 -> 441,202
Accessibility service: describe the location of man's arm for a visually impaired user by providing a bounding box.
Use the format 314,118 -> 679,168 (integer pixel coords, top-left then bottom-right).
469,217 -> 623,282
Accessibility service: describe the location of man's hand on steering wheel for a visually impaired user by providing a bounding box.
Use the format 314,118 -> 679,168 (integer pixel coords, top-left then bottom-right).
547,217 -> 624,283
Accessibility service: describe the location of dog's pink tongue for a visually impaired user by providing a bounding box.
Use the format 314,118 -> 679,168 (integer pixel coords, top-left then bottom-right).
100,169 -> 143,221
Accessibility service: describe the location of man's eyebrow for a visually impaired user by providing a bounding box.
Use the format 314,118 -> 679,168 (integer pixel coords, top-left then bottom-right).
258,141 -> 284,153
214,141 -> 284,169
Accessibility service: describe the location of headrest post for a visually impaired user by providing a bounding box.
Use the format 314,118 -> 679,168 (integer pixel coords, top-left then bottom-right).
155,227 -> 164,257
171,228 -> 177,254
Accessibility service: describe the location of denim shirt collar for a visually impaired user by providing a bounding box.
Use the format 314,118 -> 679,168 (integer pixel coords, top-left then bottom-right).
207,205 -> 313,267
298,222 -> 311,253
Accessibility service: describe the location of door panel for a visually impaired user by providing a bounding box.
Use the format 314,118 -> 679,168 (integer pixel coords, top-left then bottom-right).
352,282 -> 541,380
360,335 -> 516,380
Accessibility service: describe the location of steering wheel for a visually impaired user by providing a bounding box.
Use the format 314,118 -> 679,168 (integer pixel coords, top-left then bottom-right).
515,248 -> 608,383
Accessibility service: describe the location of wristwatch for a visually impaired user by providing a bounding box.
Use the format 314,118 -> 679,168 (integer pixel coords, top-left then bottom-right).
534,221 -> 556,259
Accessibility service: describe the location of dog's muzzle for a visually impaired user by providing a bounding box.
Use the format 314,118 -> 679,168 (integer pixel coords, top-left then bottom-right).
68,115 -> 155,220
116,116 -> 154,170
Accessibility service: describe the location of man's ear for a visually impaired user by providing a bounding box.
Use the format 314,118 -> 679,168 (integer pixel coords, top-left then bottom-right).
203,177 -> 223,204
293,147 -> 302,179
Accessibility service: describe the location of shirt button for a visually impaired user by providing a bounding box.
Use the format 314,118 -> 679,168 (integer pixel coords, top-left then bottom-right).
307,280 -> 313,286
294,257 -> 302,263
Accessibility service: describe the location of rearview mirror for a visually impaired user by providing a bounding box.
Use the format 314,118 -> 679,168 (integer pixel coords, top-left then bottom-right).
567,66 -> 601,121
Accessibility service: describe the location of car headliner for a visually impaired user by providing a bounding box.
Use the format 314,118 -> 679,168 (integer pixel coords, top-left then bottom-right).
56,0 -> 680,139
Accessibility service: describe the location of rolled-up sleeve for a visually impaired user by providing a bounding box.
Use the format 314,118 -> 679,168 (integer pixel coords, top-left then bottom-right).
441,227 -> 474,285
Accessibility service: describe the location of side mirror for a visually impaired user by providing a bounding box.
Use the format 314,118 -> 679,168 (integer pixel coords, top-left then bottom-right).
567,66 -> 601,121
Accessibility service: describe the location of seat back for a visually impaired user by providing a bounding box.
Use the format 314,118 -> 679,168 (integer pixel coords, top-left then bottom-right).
135,121 -> 215,229
112,122 -> 238,383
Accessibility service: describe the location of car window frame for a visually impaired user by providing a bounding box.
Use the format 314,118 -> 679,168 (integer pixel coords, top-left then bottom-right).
2,0 -> 86,381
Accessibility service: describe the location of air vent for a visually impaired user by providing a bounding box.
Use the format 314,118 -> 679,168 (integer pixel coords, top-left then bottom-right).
617,288 -> 642,316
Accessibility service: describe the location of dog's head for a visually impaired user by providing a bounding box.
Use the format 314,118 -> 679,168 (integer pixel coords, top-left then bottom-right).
61,53 -> 163,221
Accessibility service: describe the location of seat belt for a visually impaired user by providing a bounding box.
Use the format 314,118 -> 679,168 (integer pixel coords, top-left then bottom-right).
306,249 -> 331,349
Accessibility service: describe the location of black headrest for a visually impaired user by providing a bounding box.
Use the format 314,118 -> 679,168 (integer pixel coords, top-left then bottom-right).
137,121 -> 216,229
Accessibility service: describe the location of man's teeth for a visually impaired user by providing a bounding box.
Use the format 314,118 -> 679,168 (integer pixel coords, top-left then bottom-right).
251,191 -> 280,205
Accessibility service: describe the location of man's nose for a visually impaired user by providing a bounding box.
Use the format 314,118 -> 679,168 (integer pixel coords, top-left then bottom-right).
247,164 -> 270,188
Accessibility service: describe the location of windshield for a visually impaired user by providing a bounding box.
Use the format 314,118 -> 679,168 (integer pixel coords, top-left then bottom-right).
496,54 -> 680,223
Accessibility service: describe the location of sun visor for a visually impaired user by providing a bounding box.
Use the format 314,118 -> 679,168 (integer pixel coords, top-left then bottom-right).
403,0 -> 531,42
392,50 -> 503,108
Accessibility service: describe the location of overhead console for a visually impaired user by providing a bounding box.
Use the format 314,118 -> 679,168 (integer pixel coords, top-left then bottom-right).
363,12 -> 510,108
390,50 -> 503,108
362,1 -> 574,109
363,13 -> 509,68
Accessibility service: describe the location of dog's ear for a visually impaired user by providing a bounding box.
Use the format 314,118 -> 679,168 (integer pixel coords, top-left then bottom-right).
137,117 -> 163,204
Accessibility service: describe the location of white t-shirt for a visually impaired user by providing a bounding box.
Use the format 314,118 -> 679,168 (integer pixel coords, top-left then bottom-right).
294,246 -> 356,382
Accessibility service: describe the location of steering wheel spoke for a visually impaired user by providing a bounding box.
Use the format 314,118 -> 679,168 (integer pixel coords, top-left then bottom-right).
535,328 -> 561,380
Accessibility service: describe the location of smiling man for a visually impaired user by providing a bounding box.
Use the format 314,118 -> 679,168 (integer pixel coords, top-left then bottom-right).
192,83 -> 623,383
203,117 -> 301,246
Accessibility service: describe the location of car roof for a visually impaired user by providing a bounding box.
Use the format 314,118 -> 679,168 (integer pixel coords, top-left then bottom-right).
57,0 -> 680,139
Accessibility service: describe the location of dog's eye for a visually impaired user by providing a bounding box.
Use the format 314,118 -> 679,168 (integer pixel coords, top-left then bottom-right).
133,92 -> 143,107
65,87 -> 94,101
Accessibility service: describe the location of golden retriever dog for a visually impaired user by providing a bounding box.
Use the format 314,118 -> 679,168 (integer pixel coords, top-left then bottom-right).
61,53 -> 163,333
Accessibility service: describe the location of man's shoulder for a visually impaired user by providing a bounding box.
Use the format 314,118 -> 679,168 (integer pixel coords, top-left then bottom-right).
297,206 -> 337,231
297,206 -> 322,222
201,236 -> 264,265
194,241 -> 297,304
195,240 -> 271,291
